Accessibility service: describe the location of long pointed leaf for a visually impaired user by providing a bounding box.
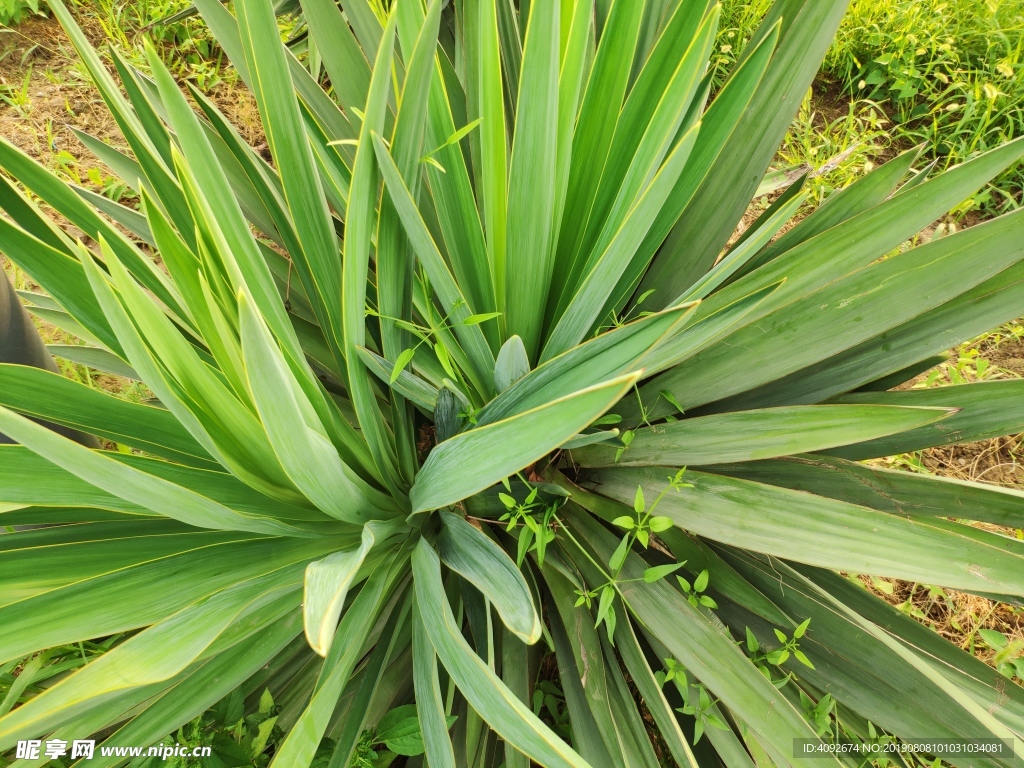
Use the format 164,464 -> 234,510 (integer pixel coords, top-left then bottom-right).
412,539 -> 592,768
412,373 -> 638,512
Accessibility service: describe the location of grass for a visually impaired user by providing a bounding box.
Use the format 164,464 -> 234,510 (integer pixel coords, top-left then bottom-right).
719,0 -> 1024,217
3,0 -> 237,90
74,0 -> 234,90
0,0 -> 44,26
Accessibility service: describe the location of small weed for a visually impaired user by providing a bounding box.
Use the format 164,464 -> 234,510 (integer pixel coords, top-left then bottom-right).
532,680 -> 572,743
66,0 -> 233,91
0,0 -> 45,26
126,688 -> 283,767
775,88 -> 891,207
1,639 -> 123,719
341,704 -> 456,768
0,65 -> 32,116
978,628 -> 1024,680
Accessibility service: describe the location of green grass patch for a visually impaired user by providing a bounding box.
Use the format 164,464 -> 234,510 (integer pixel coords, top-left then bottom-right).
720,0 -> 1024,216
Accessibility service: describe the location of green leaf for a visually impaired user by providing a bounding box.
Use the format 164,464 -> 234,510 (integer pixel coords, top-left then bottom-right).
376,706 -> 419,741
141,45 -> 302,369
379,0 -> 444,482
0,447 -> 322,523
763,258 -> 1024,408
561,429 -> 621,450
0,170 -> 76,256
612,516 -> 635,530
433,118 -> 483,152
708,454 -> 1024,530
633,486 -> 645,514
372,132 -> 496,394
502,626 -> 532,768
641,0 -> 849,307
0,527 -> 332,666
298,0 -> 371,117
0,407 -> 306,538
236,0 -> 346,363
480,305 -> 694,426
93,612 -> 299,762
644,563 -> 685,583
477,0 -> 509,327
736,145 -> 923,280
544,565 -> 629,766
412,540 -> 590,768
41,6 -> 195,311
642,206 -> 1024,418
732,553 -> 1019,743
71,128 -> 145,197
593,466 -> 1024,597
745,628 -> 759,653
616,616 -> 700,768
304,523 -> 389,657
693,570 -> 709,593
324,585 -> 411,768
542,122 -> 701,359
609,536 -> 632,573
666,135 -> 1024,380
0,364 -> 213,467
272,557 -> 406,768
239,292 -> 383,524
340,10 -> 404,495
463,312 -> 503,326
573,405 -> 953,467
550,0 -> 592,266
0,582 -> 299,749
411,373 -> 638,513
675,189 -> 805,305
635,283 -> 781,380
503,0 -> 560,359
648,516 -> 673,533
186,86 -> 303,262
553,0 -> 646,307
793,650 -> 814,669
74,185 -> 154,246
391,348 -> 417,383
357,346 -> 439,412
0,213 -> 119,354
47,344 -> 139,380
563,511 -> 836,766
437,510 -> 542,644
827,381 -> 1024,460
555,470 -> 792,627
384,733 -> 426,757
413,603 -> 456,768
397,0 -> 495,331
555,6 -> 720,328
631,22 -> 780,311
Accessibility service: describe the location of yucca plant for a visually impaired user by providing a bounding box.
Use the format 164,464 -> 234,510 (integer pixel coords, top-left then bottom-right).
2,0 -> 1024,765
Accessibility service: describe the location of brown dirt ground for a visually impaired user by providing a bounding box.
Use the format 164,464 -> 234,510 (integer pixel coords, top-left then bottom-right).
2,10 -> 1023,683
871,337 -> 1024,669
1,12 -> 262,399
